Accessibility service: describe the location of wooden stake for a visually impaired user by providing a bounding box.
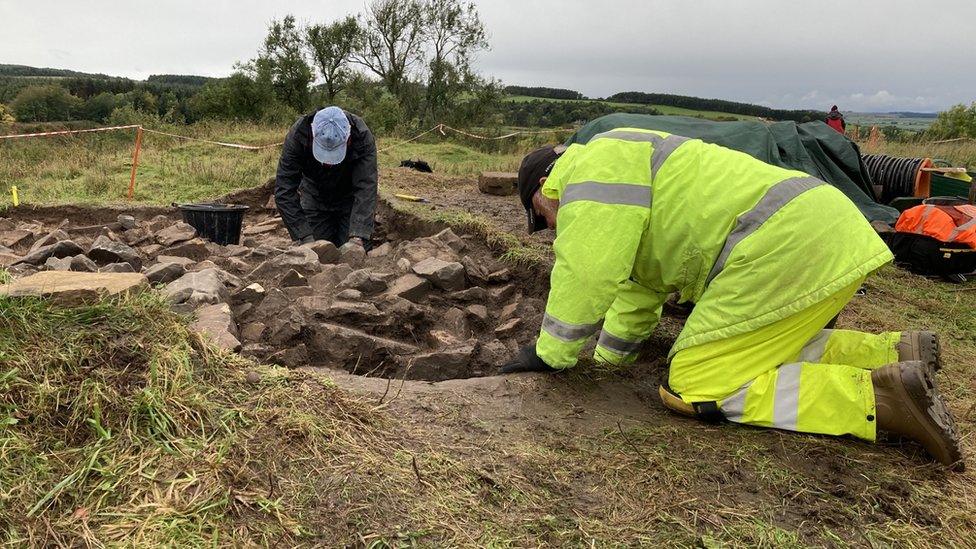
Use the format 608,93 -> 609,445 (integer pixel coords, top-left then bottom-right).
127,126 -> 143,200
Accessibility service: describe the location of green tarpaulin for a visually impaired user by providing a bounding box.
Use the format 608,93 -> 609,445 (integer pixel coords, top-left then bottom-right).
566,114 -> 898,224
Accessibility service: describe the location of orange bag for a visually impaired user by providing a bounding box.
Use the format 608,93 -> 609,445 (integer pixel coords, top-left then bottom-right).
895,201 -> 976,249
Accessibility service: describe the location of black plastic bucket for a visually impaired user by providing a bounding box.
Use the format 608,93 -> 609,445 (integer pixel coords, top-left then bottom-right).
174,203 -> 249,245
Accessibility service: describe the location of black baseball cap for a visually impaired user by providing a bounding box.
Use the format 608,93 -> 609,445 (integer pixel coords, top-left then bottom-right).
517,145 -> 564,233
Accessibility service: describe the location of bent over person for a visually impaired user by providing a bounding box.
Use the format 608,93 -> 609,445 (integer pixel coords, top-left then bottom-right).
505,129 -> 964,469
275,106 -> 378,247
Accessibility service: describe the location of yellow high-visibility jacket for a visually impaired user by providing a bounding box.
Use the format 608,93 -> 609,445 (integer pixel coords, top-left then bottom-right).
536,128 -> 893,368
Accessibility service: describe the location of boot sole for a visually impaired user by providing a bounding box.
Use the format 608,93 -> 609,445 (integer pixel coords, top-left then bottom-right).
902,331 -> 942,373
901,364 -> 964,471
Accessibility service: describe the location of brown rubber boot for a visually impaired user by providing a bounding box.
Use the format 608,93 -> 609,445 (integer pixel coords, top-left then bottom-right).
872,361 -> 964,470
659,385 -> 697,417
897,331 -> 942,372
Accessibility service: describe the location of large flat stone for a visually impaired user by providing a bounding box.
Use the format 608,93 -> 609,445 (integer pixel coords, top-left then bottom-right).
478,171 -> 517,196
190,303 -> 241,352
0,271 -> 148,304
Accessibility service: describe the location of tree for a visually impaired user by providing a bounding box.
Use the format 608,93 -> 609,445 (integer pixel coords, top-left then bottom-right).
421,0 -> 488,122
0,103 -> 14,124
306,16 -> 360,102
190,71 -> 277,122
82,92 -> 117,122
926,102 -> 976,140
255,15 -> 314,112
10,85 -> 82,122
352,0 -> 426,100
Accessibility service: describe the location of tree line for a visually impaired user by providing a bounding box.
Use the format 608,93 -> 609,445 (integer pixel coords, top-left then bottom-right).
608,91 -> 824,123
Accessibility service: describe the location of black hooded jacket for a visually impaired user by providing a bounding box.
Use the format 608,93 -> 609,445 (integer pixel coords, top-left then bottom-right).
274,109 -> 378,241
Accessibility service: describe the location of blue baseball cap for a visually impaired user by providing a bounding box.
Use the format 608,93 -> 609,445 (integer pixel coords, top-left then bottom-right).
311,106 -> 351,164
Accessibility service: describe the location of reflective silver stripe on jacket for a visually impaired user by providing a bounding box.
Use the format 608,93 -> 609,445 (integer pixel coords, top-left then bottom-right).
542,313 -> 600,342
720,381 -> 754,423
561,182 -> 652,208
797,330 -> 833,363
772,362 -> 802,430
948,217 -> 976,241
596,329 -> 644,355
914,205 -> 936,234
705,176 -> 825,286
591,130 -> 691,180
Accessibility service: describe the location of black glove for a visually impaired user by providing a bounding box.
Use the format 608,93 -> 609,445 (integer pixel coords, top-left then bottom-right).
499,345 -> 557,374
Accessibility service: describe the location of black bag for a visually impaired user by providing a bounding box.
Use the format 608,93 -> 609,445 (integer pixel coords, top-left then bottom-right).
881,232 -> 976,278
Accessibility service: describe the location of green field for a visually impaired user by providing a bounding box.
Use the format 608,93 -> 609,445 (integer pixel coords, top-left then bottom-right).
846,112 -> 938,131
506,95 -> 759,121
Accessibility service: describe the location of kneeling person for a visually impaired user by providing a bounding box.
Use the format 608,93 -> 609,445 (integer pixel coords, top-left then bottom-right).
275,106 -> 377,248
506,132 -> 964,470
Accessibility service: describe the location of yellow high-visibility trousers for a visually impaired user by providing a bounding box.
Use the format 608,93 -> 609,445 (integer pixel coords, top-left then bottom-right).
669,277 -> 901,442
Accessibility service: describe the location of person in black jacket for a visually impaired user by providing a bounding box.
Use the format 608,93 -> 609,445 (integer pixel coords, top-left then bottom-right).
275,106 -> 378,247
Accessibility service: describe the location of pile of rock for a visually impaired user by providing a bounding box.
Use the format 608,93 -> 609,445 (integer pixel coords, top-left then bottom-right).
2,212 -> 540,381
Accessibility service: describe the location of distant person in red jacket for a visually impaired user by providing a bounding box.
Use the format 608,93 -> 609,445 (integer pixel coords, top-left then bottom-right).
826,105 -> 847,133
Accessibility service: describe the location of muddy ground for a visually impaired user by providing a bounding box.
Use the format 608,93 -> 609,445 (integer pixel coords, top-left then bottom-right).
3,168 -> 973,545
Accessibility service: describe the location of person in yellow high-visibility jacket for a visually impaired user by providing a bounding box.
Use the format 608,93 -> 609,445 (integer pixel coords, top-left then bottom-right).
502,130 -> 964,470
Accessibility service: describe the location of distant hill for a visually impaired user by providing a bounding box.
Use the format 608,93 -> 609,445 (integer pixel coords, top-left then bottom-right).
0,63 -> 114,79
608,91 -> 823,123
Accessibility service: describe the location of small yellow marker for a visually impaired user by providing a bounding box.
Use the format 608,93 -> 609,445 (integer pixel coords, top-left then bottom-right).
10,186 -> 18,207
394,193 -> 428,203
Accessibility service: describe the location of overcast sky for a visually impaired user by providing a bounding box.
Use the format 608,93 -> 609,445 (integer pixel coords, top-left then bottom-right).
1,0 -> 973,112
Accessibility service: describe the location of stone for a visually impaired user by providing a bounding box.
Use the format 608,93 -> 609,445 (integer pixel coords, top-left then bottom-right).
396,258 -> 412,273
156,222 -> 198,246
335,288 -> 362,300
163,269 -> 227,306
386,274 -> 431,303
301,240 -> 340,264
280,269 -> 308,287
407,343 -> 476,380
338,241 -> 366,267
241,343 -> 273,361
494,317 -> 522,338
88,235 -> 142,269
241,322 -> 267,342
224,257 -> 250,273
268,343 -> 309,368
160,238 -> 209,261
0,271 -> 148,304
253,288 -> 289,319
99,262 -> 135,273
427,329 -> 463,348
269,310 -> 304,344
499,302 -> 519,321
147,215 -> 172,232
340,269 -> 387,294
431,228 -> 466,253
145,261 -> 186,285
460,255 -> 489,285
487,268 -> 511,284
16,240 -> 85,266
117,214 -> 137,230
44,256 -> 72,271
475,339 -> 511,368
224,244 -> 250,257
265,194 -> 276,211
283,286 -> 314,299
156,255 -> 196,267
246,370 -> 262,384
412,257 -> 466,291
309,323 -> 419,361
367,242 -> 392,258
490,284 -> 517,302
233,282 -> 266,306
0,229 -> 33,249
29,228 -> 69,253
242,223 -> 278,236
395,236 -> 459,264
140,244 -> 163,258
190,260 -> 220,271
448,287 -> 488,303
478,171 -> 518,196
0,251 -> 20,267
465,304 -> 489,324
443,307 -> 470,337
191,303 -> 241,352
121,227 -> 150,246
309,264 -> 354,291
69,255 -> 98,272
248,246 -> 278,259
250,247 -> 322,279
